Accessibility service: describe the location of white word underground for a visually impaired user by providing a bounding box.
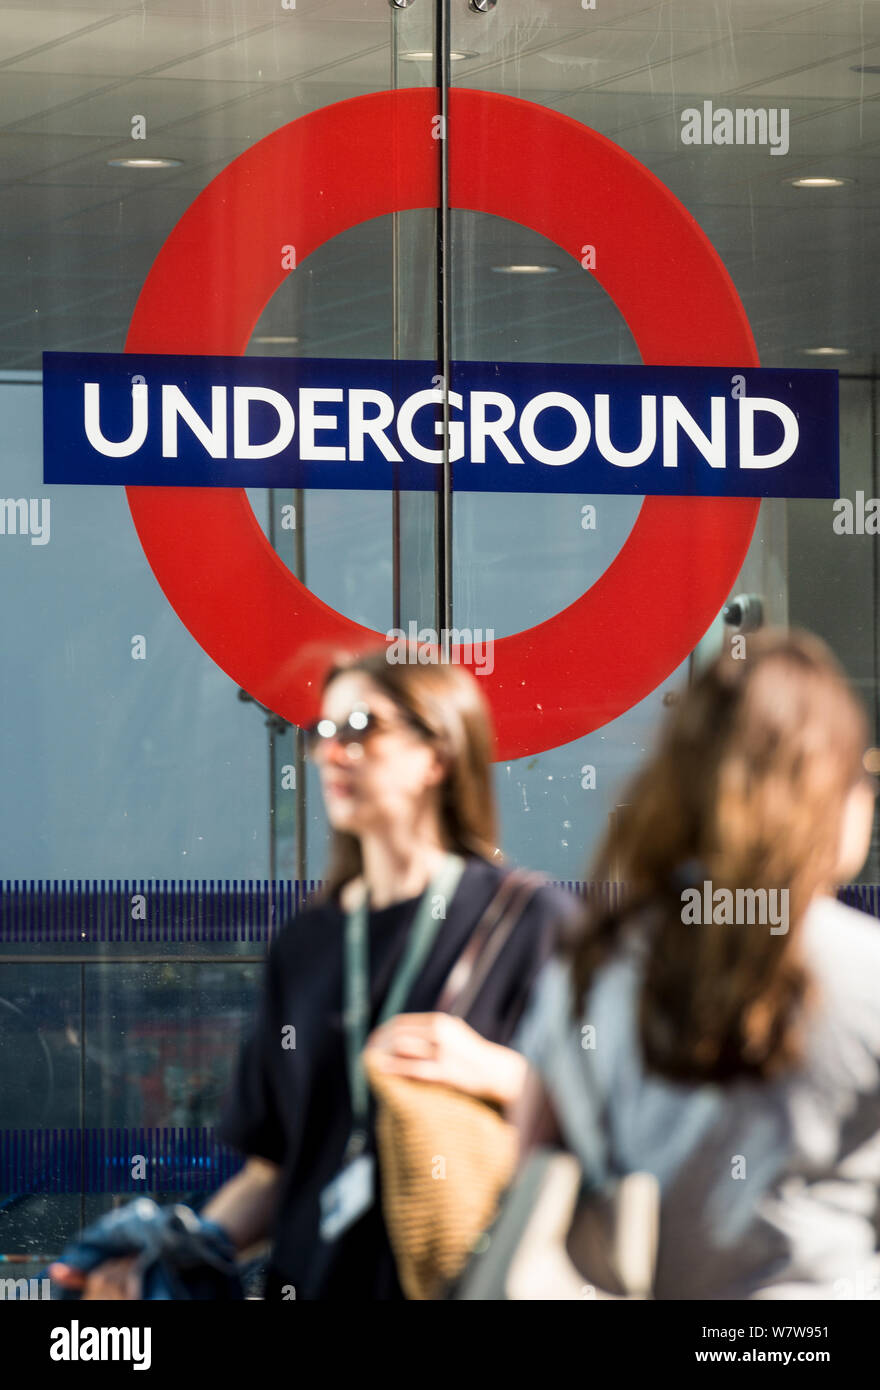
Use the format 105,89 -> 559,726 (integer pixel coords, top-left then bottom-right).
681,881 -> 789,935
681,101 -> 790,157
385,624 -> 495,676
82,384 -> 799,472
50,1320 -> 151,1371
0,497 -> 50,544
832,491 -> 880,535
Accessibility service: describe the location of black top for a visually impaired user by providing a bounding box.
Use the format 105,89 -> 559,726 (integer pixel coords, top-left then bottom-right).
218,854 -> 576,1300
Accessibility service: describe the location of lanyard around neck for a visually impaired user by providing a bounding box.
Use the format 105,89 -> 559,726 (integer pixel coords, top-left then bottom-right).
343,852 -> 466,1140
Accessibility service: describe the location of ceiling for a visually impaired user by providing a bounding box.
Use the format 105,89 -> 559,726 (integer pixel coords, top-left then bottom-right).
0,0 -> 878,373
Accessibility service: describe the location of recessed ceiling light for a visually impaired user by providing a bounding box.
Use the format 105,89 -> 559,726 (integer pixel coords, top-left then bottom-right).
801,346 -> 849,356
399,50 -> 477,61
107,157 -> 183,169
785,175 -> 851,188
253,335 -> 299,344
491,264 -> 559,275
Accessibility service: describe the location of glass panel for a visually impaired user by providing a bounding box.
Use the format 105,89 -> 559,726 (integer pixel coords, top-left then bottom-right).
3,0 -> 879,1284
450,0 -> 880,880
0,0 -> 438,1266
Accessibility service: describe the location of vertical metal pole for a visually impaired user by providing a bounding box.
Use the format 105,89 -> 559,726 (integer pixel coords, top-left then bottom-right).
293,489 -> 307,888
268,725 -> 276,884
391,21 -> 402,632
79,961 -> 86,1231
268,482 -> 307,889
435,0 -> 453,654
871,365 -> 880,880
267,491 -> 277,884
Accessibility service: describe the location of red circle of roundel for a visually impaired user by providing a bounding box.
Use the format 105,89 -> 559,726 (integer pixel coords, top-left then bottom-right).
125,88 -> 759,762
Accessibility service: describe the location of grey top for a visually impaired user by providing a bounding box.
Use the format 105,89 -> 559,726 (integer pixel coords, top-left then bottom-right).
512,895 -> 880,1300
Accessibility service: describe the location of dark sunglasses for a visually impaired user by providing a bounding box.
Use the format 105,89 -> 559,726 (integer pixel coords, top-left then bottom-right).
304,704 -> 431,758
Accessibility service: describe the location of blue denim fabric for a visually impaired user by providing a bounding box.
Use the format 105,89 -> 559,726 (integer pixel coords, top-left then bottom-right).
47,1198 -> 243,1300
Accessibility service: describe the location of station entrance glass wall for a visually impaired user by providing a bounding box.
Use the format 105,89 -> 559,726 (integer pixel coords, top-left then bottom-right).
1,0 -> 878,1269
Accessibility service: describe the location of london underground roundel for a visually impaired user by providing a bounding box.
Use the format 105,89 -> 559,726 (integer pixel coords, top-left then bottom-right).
124,88 -> 759,763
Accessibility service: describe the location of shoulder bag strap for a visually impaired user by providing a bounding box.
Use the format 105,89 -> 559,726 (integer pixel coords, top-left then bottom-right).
434,868 -> 546,1020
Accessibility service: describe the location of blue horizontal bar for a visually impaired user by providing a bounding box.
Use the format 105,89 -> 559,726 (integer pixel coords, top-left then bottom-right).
0,1127 -> 243,1195
0,880 -> 875,944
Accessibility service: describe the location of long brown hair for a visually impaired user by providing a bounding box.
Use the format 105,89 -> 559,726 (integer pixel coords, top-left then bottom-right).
318,649 -> 498,898
571,629 -> 870,1084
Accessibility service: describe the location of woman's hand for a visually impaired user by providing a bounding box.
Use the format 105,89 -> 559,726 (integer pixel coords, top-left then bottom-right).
364,1012 -> 528,1108
48,1256 -> 141,1300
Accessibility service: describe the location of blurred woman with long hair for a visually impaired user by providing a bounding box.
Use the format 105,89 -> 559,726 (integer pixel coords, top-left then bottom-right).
52,648 -> 570,1300
373,630 -> 880,1298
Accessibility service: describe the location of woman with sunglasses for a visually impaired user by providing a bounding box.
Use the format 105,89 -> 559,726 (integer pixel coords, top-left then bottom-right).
218,649 -> 576,1300
51,648 -> 571,1301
